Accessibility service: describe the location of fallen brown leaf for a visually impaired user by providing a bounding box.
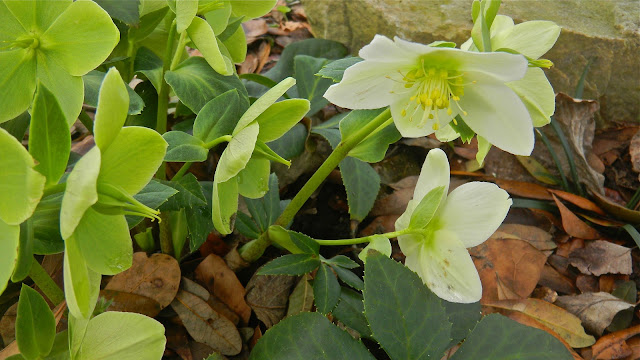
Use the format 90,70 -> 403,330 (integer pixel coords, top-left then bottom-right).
624,336 -> 640,360
242,19 -> 268,44
553,194 -> 601,239
568,240 -> 632,276
591,324 -> 640,360
555,292 -> 635,335
370,176 -> 418,217
493,223 -> 557,251
630,129 -> 640,180
100,290 -> 162,318
286,274 -> 314,316
548,189 -> 606,216
538,264 -> 577,295
494,179 -> 554,201
166,321 -> 193,360
245,272 -> 296,328
591,190 -> 640,224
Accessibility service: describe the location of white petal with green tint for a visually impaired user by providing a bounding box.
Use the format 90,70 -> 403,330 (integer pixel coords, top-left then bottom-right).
60,147 -> 101,239
36,52 -> 84,126
237,157 -> 270,199
40,0 -> 119,76
458,81 -> 534,156
0,128 -> 45,225
0,49 -> 36,123
217,122 -> 259,182
507,67 -> 555,127
187,16 -> 233,75
230,0 -> 276,19
324,61 -> 399,109
94,68 -> 129,151
437,182 -> 511,248
0,220 -> 19,295
476,135 -> 492,165
233,77 -> 296,133
256,99 -> 310,143
78,312 -> 166,359
434,124 -> 460,142
358,34 -> 417,63
407,229 -> 482,303
64,235 -> 101,319
3,0 -> 71,32
492,21 -> 560,59
212,178 -> 238,235
74,208 -> 133,275
98,127 -> 168,195
413,148 -> 449,203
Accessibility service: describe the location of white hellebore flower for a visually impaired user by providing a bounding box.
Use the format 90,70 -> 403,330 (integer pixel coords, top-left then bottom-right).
395,148 -> 511,303
324,35 -> 535,156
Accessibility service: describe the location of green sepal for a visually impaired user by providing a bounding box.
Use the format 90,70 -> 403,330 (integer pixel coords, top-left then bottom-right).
16,285 -> 56,360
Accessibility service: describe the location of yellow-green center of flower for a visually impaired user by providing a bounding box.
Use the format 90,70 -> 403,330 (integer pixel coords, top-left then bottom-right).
396,61 -> 472,130
11,32 -> 40,50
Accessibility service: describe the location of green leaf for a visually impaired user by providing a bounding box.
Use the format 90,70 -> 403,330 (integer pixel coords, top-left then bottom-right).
0,111 -> 30,141
40,0 -> 119,76
450,314 -> 572,359
221,23 -> 246,63
234,77 -> 296,133
256,99 -> 310,143
314,263 -> 340,314
83,70 -> 145,116
364,251 -> 452,360
608,281 -> 637,332
2,1 -> 70,38
258,254 -> 320,276
294,55 -> 333,115
0,220 -> 19,295
98,126 -> 168,195
134,47 -> 164,92
267,123 -> 308,159
239,73 -> 283,92
217,122 -> 259,182
339,157 -> 380,221
0,128 -> 46,225
94,0 -> 140,25
163,131 -> 208,162
29,83 -> 71,186
36,54 -> 84,126
16,285 -> 56,359
60,148 -> 101,238
290,231 -> 321,255
330,265 -> 364,291
187,16 -> 234,76
449,115 -> 476,143
193,89 -> 241,143
11,220 -> 34,282
175,0 -> 198,33
317,57 -> 363,82
204,1 -> 232,34
0,49 -> 36,124
211,178 -> 238,235
74,208 -> 132,275
237,158 -> 270,199
93,68 -> 129,151
342,109 -> 401,163
443,300 -> 481,347
165,56 -> 249,113
250,312 -> 374,360
160,173 -> 207,211
63,236 -> 101,319
185,204 -> 214,252
333,287 -> 371,338
32,194 -> 64,255
230,0 -> 276,19
236,212 -> 261,239
409,186 -> 445,229
132,180 -> 179,215
78,312 -> 166,359
170,208 -> 189,258
358,235 -> 391,264
325,255 -> 359,269
129,6 -> 169,42
44,330 -> 70,360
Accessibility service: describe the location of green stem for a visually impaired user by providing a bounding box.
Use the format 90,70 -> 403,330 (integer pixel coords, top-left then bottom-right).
171,135 -> 232,182
159,212 -> 173,256
170,31 -> 188,71
78,110 -> 94,135
29,259 -> 64,306
171,163 -> 193,182
239,108 -> 393,262
42,182 -> 66,198
155,18 -> 178,180
315,229 -> 409,246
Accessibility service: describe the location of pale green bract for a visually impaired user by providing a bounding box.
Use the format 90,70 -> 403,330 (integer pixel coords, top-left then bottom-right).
323,35 -> 537,157
60,68 -> 167,285
0,0 -> 119,125
395,148 -> 511,303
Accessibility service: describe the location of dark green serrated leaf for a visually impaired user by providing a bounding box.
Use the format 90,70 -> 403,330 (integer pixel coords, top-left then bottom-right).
83,71 -> 145,115
12,221 -> 34,282
325,255 -> 359,269
160,174 -> 207,211
259,254 -> 321,276
134,47 -> 164,93
185,205 -> 215,252
267,123 -> 307,160
244,174 -> 281,232
126,80 -> 158,128
235,212 -> 261,239
289,231 -> 320,255
330,265 -> 364,291
364,251 -> 452,360
317,57 -> 363,82
0,111 -> 30,141
250,312 -> 375,360
333,287 -> 371,338
32,194 -> 64,255
129,7 -> 169,42
339,157 -> 380,221
314,263 -> 340,315
16,285 -> 56,359
451,314 -> 572,360
163,131 -> 208,162
341,109 -> 400,163
294,55 -> 332,115
95,0 -> 140,25
165,56 -> 249,114
443,300 -> 481,347
127,180 -> 179,228
193,89 -> 241,143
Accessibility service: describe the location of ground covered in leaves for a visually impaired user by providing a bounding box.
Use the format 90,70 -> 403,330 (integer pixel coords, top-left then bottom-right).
2,1 -> 640,359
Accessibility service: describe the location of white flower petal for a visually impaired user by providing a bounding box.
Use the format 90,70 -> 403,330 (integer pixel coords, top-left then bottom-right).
359,35 -> 417,63
437,182 -> 511,248
323,61 -> 401,109
413,148 -> 450,202
435,124 -> 460,142
393,36 -> 440,54
395,199 -> 416,231
458,81 -> 534,155
492,21 -> 560,59
403,230 -> 483,303
507,67 -> 555,127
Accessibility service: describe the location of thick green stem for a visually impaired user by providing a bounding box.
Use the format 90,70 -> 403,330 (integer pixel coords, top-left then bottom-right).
170,31 -> 188,71
42,182 -> 66,198
78,110 -> 94,135
239,108 -> 393,262
29,259 -> 64,306
159,212 -> 173,256
155,19 -> 178,180
315,229 -> 409,246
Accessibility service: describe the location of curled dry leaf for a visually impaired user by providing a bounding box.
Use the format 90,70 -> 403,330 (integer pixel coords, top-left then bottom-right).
494,179 -> 554,201
552,194 -> 601,239
483,298 -> 596,348
591,324 -> 640,360
286,274 -> 314,317
166,320 -> 193,360
171,289 -> 243,356
195,254 -> 252,324
591,190 -> 640,224
538,264 -> 577,295
555,292 -> 635,335
548,189 -> 606,216
100,290 -> 162,318
493,223 -> 557,251
470,238 -> 547,301
568,240 -> 632,276
245,272 -> 297,328
105,252 -> 181,308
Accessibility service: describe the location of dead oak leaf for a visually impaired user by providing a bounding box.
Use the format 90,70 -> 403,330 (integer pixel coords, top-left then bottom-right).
245,272 -> 296,328
555,292 -> 635,335
568,240 -> 632,276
